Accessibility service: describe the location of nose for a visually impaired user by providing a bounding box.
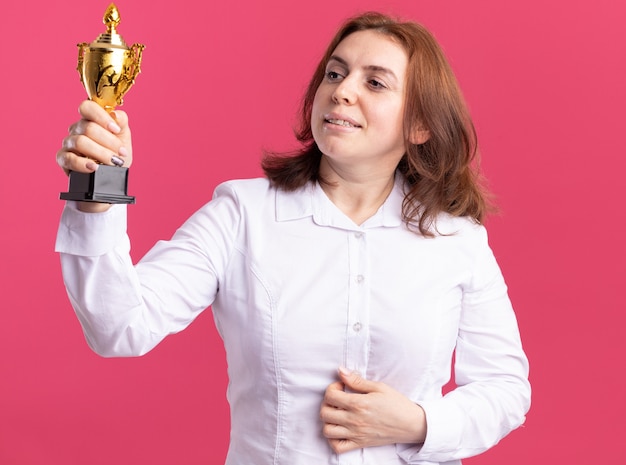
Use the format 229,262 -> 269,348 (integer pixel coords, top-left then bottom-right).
332,76 -> 357,105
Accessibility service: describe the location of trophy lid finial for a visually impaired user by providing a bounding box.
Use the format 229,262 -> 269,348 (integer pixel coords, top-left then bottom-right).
91,3 -> 127,48
103,4 -> 121,34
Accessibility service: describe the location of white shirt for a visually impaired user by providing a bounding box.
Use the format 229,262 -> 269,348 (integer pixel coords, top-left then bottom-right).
55,176 -> 530,465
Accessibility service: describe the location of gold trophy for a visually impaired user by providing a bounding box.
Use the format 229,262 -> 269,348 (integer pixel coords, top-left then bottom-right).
60,3 -> 144,204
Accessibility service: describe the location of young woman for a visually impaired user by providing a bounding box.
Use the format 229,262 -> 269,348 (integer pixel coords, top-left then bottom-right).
56,12 -> 530,465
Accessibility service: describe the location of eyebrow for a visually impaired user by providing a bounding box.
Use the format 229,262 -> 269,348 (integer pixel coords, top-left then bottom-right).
327,55 -> 399,84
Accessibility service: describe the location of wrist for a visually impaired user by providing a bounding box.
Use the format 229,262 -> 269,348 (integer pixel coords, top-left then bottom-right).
411,403 -> 428,444
77,201 -> 112,213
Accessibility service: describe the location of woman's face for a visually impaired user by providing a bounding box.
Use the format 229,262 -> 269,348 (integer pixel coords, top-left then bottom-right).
311,30 -> 409,171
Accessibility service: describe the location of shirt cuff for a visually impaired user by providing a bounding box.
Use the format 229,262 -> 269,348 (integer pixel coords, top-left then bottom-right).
55,201 -> 127,256
396,398 -> 464,462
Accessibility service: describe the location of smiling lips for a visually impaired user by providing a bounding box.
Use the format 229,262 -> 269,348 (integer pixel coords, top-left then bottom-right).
324,114 -> 361,128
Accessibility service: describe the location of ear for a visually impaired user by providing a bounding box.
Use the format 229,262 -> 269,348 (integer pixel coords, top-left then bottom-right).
409,125 -> 430,145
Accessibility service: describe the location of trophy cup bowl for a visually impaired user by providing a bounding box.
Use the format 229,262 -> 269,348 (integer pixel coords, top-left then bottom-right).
60,3 -> 144,204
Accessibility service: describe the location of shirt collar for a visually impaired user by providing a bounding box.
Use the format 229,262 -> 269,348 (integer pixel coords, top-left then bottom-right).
275,174 -> 405,229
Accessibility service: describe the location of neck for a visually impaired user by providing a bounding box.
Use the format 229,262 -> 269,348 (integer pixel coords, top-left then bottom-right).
319,156 -> 397,225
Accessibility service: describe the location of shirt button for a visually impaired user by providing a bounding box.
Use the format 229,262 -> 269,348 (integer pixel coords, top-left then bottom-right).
355,232 -> 364,239
356,275 -> 365,283
353,322 -> 362,332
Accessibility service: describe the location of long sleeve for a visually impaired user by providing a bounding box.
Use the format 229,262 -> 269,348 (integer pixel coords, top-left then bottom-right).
55,187 -> 241,357
397,225 -> 531,463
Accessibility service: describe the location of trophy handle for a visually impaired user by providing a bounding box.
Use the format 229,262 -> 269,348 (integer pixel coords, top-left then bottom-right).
115,44 -> 145,106
127,43 -> 145,83
76,42 -> 89,83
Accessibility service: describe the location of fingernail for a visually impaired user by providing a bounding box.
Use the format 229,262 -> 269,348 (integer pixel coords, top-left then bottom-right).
86,161 -> 99,171
338,367 -> 352,376
108,120 -> 121,134
118,146 -> 129,157
111,156 -> 124,166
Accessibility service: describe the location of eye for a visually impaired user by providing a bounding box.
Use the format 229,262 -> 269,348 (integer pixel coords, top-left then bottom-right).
326,70 -> 343,81
368,78 -> 387,90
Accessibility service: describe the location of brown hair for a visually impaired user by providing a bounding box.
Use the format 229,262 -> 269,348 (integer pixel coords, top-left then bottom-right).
262,12 -> 493,236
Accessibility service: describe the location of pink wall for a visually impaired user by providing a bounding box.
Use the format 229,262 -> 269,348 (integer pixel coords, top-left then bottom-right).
1,0 -> 624,463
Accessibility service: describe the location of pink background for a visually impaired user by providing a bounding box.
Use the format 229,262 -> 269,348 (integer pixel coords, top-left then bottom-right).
1,0 -> 624,463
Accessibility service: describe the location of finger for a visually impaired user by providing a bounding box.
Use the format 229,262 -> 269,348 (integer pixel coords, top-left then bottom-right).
78,100 -> 121,134
76,102 -> 133,156
325,381 -> 344,392
56,149 -> 99,175
328,438 -> 360,454
62,133 -> 122,167
323,384 -> 351,410
320,402 -> 349,427
69,116 -> 132,156
76,100 -> 133,151
73,118 -> 124,150
322,422 -> 351,440
338,367 -> 382,394
109,109 -> 129,132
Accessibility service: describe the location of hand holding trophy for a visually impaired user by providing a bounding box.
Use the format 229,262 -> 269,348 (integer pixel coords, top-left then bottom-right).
60,3 -> 144,204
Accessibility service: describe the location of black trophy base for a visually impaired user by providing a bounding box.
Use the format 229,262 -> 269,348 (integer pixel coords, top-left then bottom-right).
60,165 -> 135,204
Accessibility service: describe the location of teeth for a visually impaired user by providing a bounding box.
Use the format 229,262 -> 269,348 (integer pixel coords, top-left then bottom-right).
327,118 -> 357,127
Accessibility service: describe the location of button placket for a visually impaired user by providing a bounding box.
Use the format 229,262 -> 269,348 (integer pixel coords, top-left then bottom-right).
337,230 -> 371,465
345,230 -> 370,377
